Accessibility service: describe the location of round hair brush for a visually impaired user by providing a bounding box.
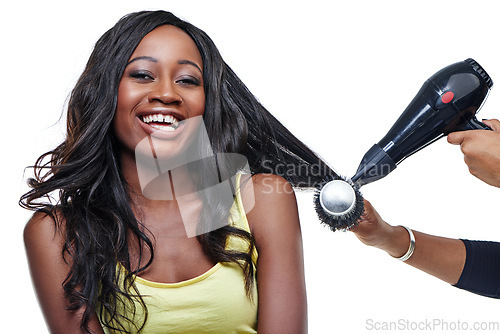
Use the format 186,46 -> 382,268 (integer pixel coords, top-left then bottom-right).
313,175 -> 364,231
315,58 -> 493,231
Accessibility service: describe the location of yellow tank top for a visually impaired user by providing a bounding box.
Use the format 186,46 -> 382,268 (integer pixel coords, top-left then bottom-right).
100,174 -> 258,333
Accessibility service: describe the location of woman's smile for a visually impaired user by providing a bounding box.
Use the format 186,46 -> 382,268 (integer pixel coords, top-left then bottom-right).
141,114 -> 180,132
135,108 -> 187,140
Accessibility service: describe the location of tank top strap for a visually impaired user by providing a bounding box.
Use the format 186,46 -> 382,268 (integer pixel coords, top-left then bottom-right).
227,173 -> 258,266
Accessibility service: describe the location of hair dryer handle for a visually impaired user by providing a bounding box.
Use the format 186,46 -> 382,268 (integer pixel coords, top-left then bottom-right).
452,117 -> 492,132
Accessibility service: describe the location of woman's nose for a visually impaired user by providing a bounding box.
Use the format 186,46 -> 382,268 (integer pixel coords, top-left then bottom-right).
147,80 -> 183,104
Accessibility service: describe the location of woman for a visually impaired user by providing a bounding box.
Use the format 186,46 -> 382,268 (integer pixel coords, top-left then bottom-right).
352,119 -> 500,299
21,10 -> 335,333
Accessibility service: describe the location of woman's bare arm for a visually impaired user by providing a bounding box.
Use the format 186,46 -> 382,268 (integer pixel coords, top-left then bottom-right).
242,174 -> 307,334
24,212 -> 104,334
351,200 -> 466,285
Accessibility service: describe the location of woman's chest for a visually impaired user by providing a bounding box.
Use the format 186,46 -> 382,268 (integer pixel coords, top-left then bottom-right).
130,235 -> 217,284
122,263 -> 258,334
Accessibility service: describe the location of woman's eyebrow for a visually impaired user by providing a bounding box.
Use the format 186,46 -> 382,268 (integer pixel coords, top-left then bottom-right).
125,57 -> 201,74
178,59 -> 202,74
126,56 -> 157,66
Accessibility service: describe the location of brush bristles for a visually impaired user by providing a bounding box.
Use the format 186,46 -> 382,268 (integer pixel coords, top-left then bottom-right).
313,175 -> 365,231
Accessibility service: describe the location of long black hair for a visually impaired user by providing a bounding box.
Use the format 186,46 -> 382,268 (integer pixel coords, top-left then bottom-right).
20,10 -> 337,333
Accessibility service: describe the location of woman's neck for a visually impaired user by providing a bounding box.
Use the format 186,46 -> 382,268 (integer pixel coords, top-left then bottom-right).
119,149 -> 204,236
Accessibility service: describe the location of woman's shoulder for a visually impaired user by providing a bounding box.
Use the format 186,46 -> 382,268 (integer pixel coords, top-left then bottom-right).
238,173 -> 298,235
238,172 -> 296,208
24,209 -> 66,251
250,172 -> 293,186
239,173 -> 295,198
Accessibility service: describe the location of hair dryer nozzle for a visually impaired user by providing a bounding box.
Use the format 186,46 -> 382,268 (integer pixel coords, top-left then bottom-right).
351,144 -> 397,187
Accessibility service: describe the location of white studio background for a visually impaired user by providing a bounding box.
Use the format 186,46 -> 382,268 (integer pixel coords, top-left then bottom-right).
2,1 -> 500,332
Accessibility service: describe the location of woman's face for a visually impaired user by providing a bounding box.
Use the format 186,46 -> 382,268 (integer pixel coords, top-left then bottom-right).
114,25 -> 206,160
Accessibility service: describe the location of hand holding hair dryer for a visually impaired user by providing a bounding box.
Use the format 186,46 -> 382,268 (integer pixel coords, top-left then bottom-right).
315,58 -> 493,231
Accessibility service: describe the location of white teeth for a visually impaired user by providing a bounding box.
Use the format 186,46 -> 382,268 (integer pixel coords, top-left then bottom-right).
141,113 -> 180,133
150,124 -> 176,132
164,115 -> 175,123
141,113 -> 179,125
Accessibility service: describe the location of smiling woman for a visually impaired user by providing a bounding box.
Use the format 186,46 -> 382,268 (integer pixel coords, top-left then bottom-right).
115,25 -> 206,157
20,10 -> 337,334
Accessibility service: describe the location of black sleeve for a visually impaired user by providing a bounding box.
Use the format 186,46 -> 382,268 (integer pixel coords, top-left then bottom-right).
453,239 -> 500,298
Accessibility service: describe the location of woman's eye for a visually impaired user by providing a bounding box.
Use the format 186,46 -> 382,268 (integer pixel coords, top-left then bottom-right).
128,71 -> 154,80
177,76 -> 200,86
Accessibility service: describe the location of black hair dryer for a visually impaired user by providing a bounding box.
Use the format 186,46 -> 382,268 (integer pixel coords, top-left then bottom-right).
352,58 -> 493,187
316,58 -> 493,231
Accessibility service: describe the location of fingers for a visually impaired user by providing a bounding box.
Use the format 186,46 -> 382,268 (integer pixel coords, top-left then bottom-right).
352,199 -> 377,228
357,199 -> 373,221
362,198 -> 372,212
348,199 -> 371,233
447,131 -> 467,145
482,119 -> 500,132
447,119 -> 500,145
